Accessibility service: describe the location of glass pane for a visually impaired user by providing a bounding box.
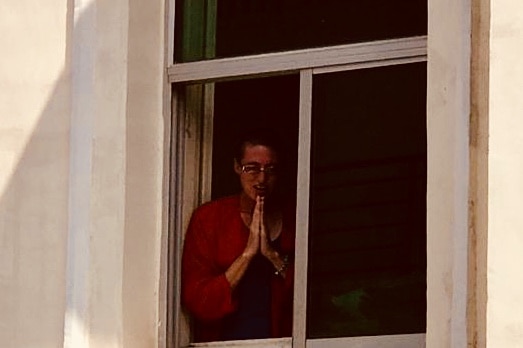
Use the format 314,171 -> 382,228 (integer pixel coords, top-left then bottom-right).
175,0 -> 427,62
211,75 -> 300,200
182,75 -> 300,343
307,63 -> 427,338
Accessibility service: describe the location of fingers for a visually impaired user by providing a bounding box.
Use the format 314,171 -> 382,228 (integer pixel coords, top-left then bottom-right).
259,196 -> 264,225
251,196 -> 261,232
258,196 -> 272,258
255,196 -> 266,236
244,197 -> 261,258
246,196 -> 266,258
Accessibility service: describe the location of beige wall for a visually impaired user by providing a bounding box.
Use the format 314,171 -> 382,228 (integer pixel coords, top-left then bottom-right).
487,0 -> 523,346
123,0 -> 167,346
66,0 -> 167,347
427,1 -> 523,347
0,1 -> 70,347
0,0 -> 166,347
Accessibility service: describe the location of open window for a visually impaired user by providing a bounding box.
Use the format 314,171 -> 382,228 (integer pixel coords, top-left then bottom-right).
168,1 -> 428,347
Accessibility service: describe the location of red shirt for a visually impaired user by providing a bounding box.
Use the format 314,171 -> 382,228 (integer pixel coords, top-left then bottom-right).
181,195 -> 295,342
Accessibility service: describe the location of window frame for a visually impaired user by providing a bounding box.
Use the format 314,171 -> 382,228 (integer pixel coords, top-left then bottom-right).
162,0 -> 474,347
167,37 -> 427,84
168,39 -> 427,348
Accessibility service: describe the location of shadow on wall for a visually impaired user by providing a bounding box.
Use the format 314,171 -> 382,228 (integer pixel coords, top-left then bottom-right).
0,0 -> 73,345
0,0 -> 165,347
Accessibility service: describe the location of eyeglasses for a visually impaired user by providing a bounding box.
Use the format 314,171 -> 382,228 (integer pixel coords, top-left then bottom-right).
241,164 -> 278,176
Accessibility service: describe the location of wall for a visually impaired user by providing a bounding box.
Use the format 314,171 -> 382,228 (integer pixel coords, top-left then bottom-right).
0,1 -> 70,347
123,0 -> 167,346
65,0 -> 167,346
0,0 -> 167,347
487,0 -> 523,346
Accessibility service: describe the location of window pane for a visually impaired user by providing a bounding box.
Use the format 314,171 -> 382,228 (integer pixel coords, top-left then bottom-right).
175,0 -> 427,62
182,75 -> 300,343
211,75 -> 299,200
307,63 -> 427,338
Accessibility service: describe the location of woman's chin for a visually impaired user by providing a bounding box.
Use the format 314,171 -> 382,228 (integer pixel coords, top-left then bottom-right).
241,191 -> 256,202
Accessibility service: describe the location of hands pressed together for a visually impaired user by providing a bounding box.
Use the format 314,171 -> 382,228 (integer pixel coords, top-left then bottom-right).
243,196 -> 277,261
226,196 -> 288,289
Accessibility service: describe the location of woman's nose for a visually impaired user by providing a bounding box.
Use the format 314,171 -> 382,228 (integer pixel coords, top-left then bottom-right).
257,171 -> 267,183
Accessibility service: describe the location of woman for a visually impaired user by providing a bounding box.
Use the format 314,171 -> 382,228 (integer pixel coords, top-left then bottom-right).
181,129 -> 295,342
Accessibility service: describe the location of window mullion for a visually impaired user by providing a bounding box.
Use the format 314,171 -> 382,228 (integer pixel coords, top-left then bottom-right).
200,83 -> 215,202
168,36 -> 427,84
172,87 -> 192,348
175,84 -> 211,347
312,56 -> 427,75
306,334 -> 426,348
293,69 -> 313,348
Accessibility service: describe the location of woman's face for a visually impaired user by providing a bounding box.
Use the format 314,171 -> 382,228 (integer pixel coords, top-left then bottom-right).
234,144 -> 278,202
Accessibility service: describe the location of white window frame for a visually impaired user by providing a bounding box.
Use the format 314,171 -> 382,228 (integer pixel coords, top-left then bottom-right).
168,37 -> 427,348
162,0 -> 473,346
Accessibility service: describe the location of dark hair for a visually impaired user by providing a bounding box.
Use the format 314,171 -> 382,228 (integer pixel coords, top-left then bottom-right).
233,128 -> 284,163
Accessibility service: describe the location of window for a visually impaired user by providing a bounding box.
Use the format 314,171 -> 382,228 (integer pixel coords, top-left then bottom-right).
174,0 -> 426,61
168,2 -> 428,347
307,64 -> 426,339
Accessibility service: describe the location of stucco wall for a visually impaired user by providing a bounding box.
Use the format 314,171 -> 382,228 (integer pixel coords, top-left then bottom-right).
0,0 -> 166,347
65,0 -> 166,347
123,0 -> 167,346
487,1 -> 523,346
0,1 -> 70,347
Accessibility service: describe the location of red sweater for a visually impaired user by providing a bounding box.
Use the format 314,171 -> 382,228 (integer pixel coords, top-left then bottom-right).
181,195 -> 295,342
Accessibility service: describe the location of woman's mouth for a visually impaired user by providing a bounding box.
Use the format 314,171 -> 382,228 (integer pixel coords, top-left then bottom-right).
254,185 -> 267,196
